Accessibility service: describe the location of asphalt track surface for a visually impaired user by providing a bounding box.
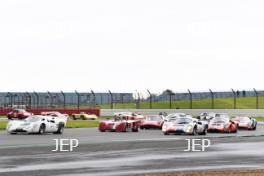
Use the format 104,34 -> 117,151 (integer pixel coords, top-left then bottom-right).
0,124 -> 264,176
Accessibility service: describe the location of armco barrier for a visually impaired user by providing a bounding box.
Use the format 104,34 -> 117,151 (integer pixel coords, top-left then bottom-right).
0,108 -> 100,116
101,109 -> 264,117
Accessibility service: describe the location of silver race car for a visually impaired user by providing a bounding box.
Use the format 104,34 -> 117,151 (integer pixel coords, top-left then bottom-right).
6,115 -> 67,135
162,116 -> 208,135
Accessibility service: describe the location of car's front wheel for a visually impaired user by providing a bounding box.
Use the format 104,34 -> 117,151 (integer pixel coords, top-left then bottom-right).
192,126 -> 198,135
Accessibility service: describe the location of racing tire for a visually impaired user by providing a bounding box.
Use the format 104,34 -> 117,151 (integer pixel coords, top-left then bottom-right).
192,126 -> 198,135
123,123 -> 129,132
54,123 -> 64,134
252,125 -> 257,131
200,126 -> 208,135
39,124 -> 46,135
132,127 -> 139,132
72,116 -> 77,120
163,132 -> 169,135
227,126 -> 232,133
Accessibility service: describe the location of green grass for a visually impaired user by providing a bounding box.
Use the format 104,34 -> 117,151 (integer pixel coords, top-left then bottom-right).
0,122 -> 7,130
99,96 -> 264,109
255,117 -> 264,121
66,121 -> 99,128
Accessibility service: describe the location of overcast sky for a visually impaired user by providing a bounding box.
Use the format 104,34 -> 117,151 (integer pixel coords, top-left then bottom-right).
0,0 -> 264,94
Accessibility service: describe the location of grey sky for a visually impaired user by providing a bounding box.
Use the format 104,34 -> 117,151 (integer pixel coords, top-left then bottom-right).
0,0 -> 263,93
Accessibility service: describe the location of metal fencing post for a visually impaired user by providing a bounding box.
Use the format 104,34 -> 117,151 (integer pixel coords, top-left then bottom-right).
147,90 -> 152,109
47,91 -> 53,108
7,92 -> 12,108
61,91 -> 66,109
136,91 -> 140,109
121,93 -> 124,105
209,89 -> 214,109
33,92 -> 39,109
26,92 -> 31,109
253,88 -> 259,109
187,89 -> 192,109
91,90 -> 96,108
231,89 -> 237,109
75,91 -> 80,112
169,92 -> 173,109
100,93 -> 103,105
108,90 -> 113,109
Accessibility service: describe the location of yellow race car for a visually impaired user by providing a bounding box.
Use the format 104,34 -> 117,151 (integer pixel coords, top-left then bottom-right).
72,112 -> 98,120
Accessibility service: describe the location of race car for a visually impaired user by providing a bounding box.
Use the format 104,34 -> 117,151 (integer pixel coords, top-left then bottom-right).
232,116 -> 257,130
140,114 -> 164,129
114,112 -> 145,121
7,109 -> 33,120
162,116 -> 208,135
6,115 -> 67,135
198,112 -> 216,122
98,113 -> 141,132
208,114 -> 237,133
164,113 -> 192,121
71,112 -> 98,120
41,111 -> 69,125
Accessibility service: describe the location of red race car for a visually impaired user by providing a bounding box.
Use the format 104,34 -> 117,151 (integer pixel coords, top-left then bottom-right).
7,109 -> 33,120
98,112 -> 141,132
208,115 -> 237,133
140,115 -> 164,129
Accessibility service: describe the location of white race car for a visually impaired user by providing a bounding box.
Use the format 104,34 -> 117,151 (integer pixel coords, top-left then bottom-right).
162,116 -> 208,135
6,115 -> 67,135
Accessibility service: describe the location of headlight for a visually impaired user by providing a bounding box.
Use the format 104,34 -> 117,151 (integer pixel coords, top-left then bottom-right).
186,125 -> 192,132
162,124 -> 167,130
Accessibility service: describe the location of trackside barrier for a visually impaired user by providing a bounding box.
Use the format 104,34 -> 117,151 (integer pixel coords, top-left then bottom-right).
0,108 -> 100,116
101,109 -> 264,117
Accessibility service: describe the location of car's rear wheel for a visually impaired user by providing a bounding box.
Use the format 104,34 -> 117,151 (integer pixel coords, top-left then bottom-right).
200,126 -> 208,135
163,132 -> 169,135
132,126 -> 139,132
72,116 -> 77,120
55,123 -> 64,134
39,124 -> 45,134
233,125 -> 238,133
